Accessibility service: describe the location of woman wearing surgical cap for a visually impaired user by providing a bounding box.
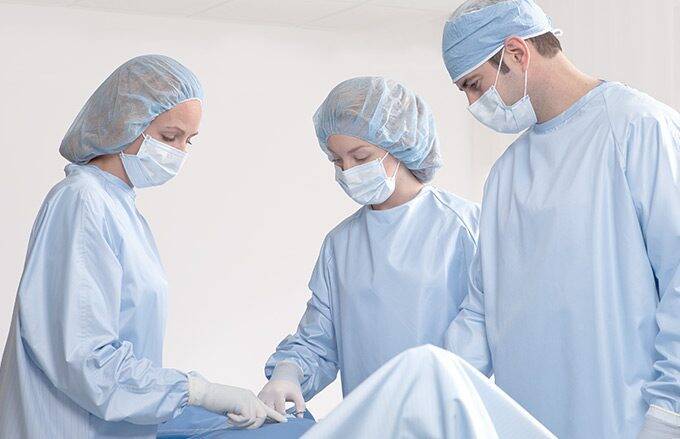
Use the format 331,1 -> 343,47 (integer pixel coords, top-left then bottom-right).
259,76 -> 480,416
0,55 -> 284,439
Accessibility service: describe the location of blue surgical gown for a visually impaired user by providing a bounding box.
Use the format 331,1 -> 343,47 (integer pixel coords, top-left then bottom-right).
447,82 -> 680,438
265,185 -> 480,399
0,164 -> 189,438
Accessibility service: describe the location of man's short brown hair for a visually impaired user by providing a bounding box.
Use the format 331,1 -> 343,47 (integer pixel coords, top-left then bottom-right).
489,32 -> 562,74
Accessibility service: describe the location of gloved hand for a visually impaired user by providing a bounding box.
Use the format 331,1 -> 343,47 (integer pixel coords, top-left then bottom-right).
638,409 -> 680,439
188,372 -> 286,429
258,362 -> 306,418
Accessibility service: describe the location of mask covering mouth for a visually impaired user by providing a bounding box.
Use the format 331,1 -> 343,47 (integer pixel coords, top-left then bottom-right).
468,46 -> 538,134
120,132 -> 188,188
334,151 -> 400,205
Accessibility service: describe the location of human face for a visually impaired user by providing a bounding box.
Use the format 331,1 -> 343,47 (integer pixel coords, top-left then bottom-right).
454,37 -> 531,107
327,134 -> 398,176
124,99 -> 202,154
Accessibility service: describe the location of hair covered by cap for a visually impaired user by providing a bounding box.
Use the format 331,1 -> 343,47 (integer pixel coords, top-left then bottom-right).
59,54 -> 204,164
450,0 -> 508,20
313,76 -> 442,183
442,0 -> 558,82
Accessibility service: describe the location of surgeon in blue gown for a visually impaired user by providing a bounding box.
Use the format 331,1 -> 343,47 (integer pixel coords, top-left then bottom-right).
258,76 -> 480,415
0,55 -> 284,439
442,1 -> 680,438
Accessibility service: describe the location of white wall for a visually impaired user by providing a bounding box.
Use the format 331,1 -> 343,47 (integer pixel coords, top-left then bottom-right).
0,2 -> 470,419
0,0 -> 678,420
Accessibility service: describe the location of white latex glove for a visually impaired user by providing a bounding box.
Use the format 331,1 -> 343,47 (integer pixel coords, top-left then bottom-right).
638,407 -> 680,439
188,372 -> 286,429
258,362 -> 306,418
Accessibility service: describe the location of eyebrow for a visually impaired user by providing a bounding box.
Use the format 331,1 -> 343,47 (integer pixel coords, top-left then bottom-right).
162,126 -> 199,137
347,145 -> 371,155
163,125 -> 185,133
328,144 -> 371,159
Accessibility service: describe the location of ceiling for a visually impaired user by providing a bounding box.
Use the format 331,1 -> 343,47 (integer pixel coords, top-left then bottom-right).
0,0 -> 459,31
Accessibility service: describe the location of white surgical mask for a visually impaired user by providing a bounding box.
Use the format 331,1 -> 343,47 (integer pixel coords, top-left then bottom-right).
120,132 -> 187,188
335,151 -> 400,205
468,47 -> 537,134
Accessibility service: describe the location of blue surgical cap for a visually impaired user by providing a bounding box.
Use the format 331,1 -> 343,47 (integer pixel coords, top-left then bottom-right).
442,0 -> 559,82
60,54 -> 204,164
313,76 -> 442,183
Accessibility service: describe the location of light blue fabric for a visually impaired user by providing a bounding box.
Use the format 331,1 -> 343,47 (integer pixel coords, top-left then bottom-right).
442,0 -> 557,82
303,345 -> 556,438
313,76 -> 442,182
0,164 -> 189,438
60,54 -> 204,164
447,82 -> 680,438
157,406 -> 315,438
265,185 -> 479,399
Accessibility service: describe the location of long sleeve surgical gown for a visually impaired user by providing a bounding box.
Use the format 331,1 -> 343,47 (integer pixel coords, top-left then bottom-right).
0,164 -> 189,439
265,185 -> 480,399
447,81 -> 680,438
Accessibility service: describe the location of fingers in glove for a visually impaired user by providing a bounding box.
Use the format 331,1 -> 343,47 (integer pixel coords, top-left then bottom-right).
273,393 -> 286,416
247,410 -> 267,430
264,402 -> 287,423
291,392 -> 306,419
227,413 -> 255,429
259,394 -> 276,410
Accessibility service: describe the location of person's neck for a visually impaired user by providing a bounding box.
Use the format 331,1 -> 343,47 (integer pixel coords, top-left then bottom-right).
530,55 -> 602,124
371,168 -> 425,211
89,153 -> 132,187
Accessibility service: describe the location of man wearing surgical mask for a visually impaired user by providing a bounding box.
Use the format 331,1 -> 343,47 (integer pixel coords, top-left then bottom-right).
257,76 -> 480,418
442,1 -> 680,438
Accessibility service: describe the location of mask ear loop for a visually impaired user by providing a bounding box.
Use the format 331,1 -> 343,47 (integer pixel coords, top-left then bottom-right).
493,46 -> 505,88
496,44 -> 531,98
391,161 -> 401,178
380,151 -> 400,178
523,48 -> 531,98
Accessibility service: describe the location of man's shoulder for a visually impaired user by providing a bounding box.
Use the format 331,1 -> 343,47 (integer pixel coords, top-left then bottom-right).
601,82 -> 678,126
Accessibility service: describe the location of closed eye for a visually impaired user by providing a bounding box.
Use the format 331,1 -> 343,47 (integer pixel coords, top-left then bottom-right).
462,78 -> 480,91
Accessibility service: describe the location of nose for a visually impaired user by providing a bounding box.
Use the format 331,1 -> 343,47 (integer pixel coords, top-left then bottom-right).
337,160 -> 350,172
466,91 -> 478,106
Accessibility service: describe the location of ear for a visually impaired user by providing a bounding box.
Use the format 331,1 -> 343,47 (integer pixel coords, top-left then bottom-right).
503,36 -> 531,71
123,134 -> 144,155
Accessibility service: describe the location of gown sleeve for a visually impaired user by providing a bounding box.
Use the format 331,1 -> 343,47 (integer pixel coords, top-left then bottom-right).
622,111 -> 680,417
264,238 -> 339,400
18,185 -> 189,425
444,235 -> 493,377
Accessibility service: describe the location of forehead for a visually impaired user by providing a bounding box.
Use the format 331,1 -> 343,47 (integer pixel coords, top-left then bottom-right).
153,100 -> 202,128
327,134 -> 381,155
454,61 -> 498,88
